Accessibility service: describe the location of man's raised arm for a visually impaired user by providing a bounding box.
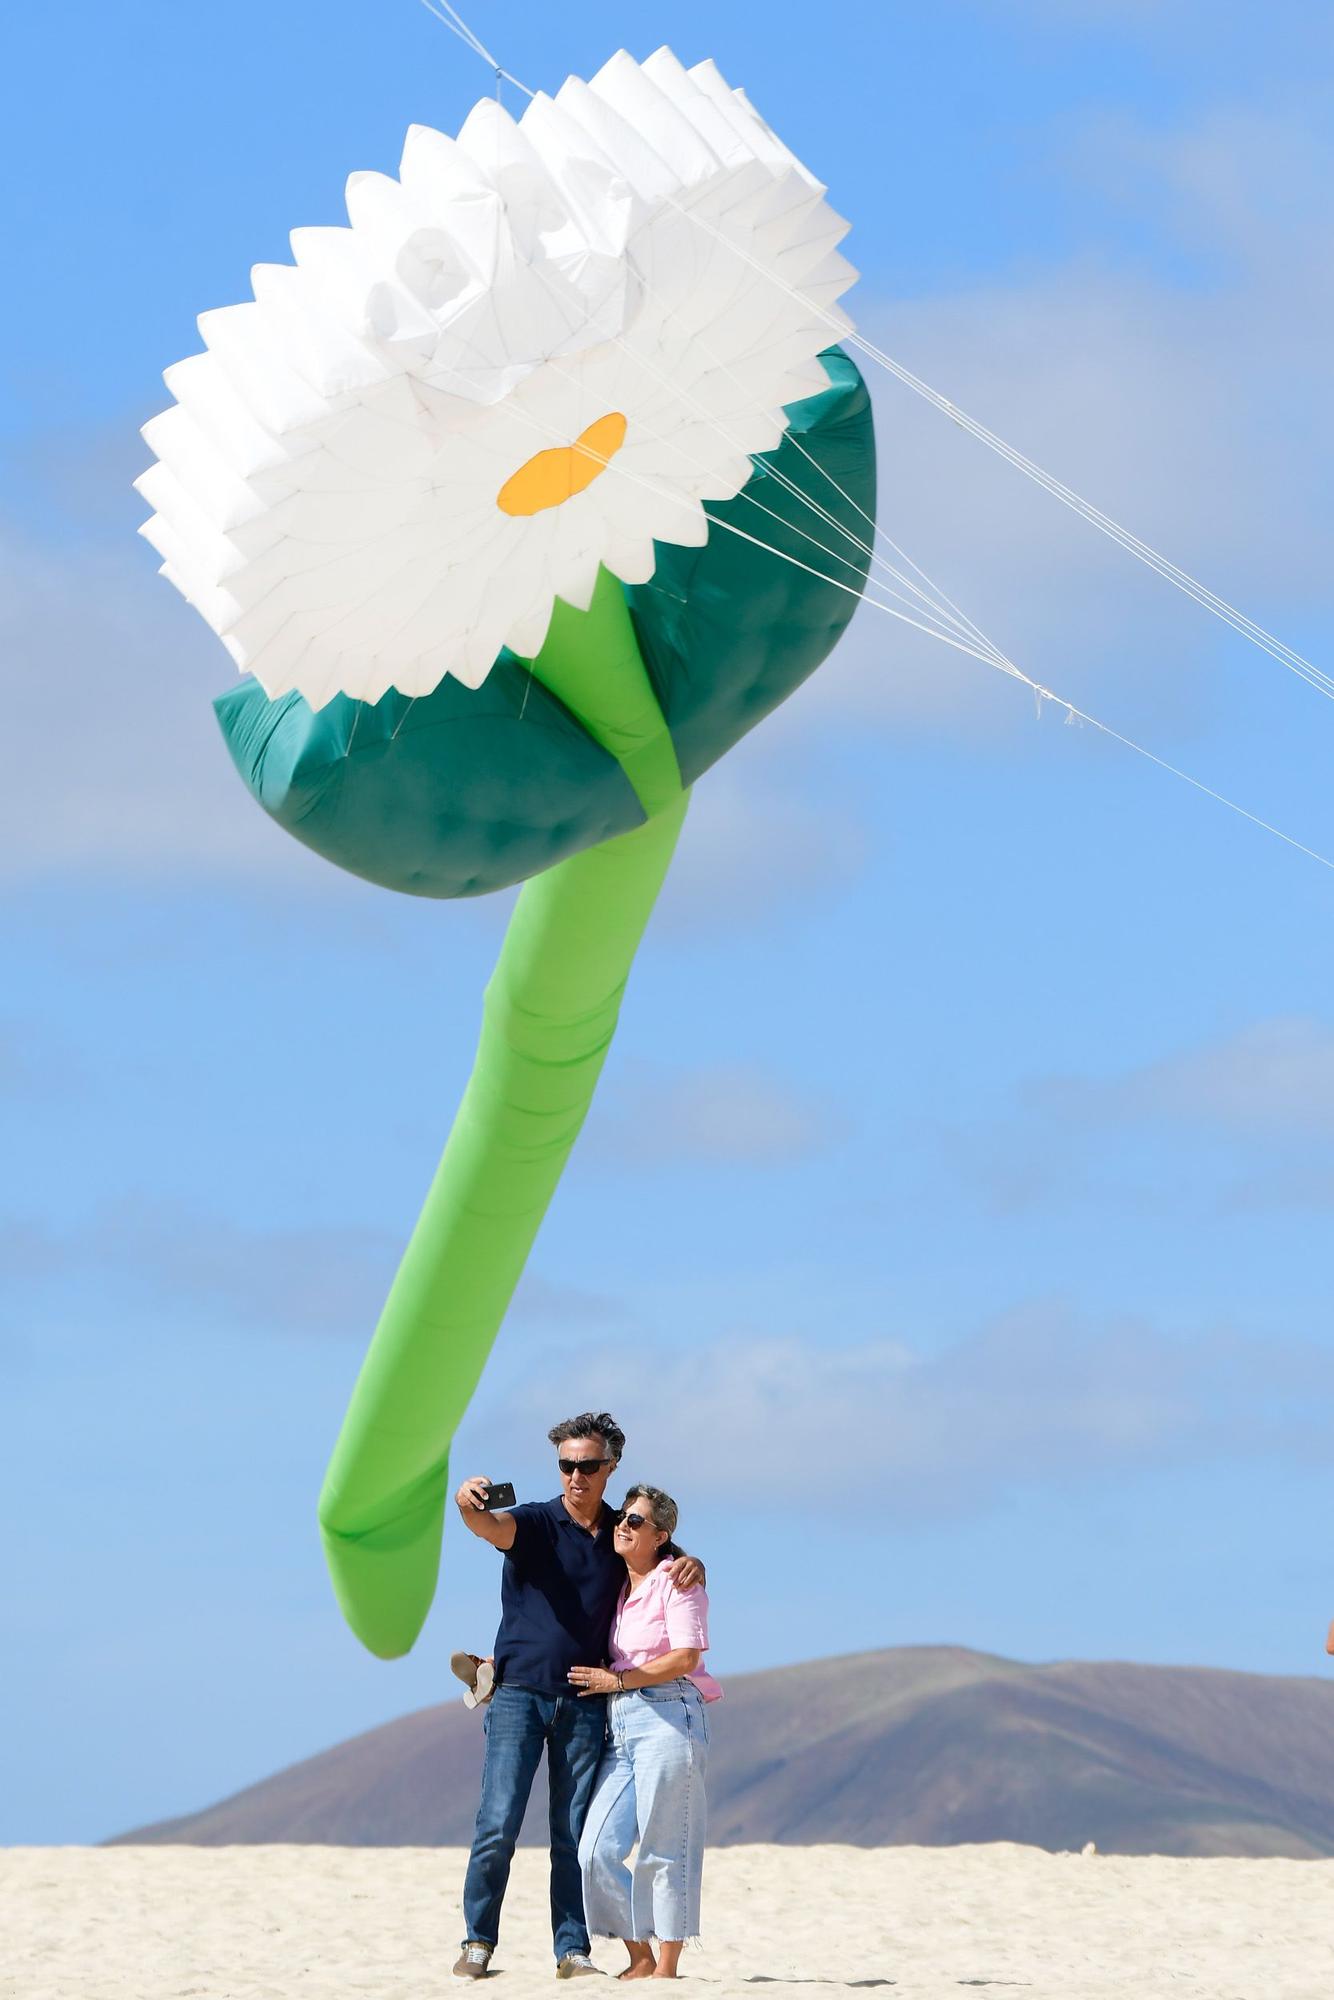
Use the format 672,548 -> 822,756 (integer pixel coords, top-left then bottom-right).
455,1475 -> 518,1551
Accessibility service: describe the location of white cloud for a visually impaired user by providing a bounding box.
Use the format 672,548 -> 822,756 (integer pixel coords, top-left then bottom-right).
2,1199 -> 401,1337
993,0 -> 1203,22
1068,98 -> 1334,334
1,1196 -> 644,1341
656,753 -> 868,932
1223,1162 -> 1334,1215
0,532 -> 332,890
1032,1015 -> 1334,1137
496,1297 -> 1334,1519
936,1016 -> 1334,1215
973,0 -> 1325,43
509,1271 -> 640,1330
589,1061 -> 845,1168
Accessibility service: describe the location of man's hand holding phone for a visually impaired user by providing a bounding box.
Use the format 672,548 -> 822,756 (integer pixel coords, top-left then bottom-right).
455,1475 -> 519,1551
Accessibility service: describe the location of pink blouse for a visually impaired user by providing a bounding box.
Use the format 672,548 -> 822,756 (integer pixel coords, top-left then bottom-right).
607,1561 -> 723,1702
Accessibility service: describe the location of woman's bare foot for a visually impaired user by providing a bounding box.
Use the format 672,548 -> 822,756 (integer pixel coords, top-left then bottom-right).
652,1941 -> 685,1979
619,1942 -> 657,1979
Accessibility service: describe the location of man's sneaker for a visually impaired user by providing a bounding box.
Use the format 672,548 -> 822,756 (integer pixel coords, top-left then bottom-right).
453,1941 -> 494,1980
450,1651 -> 496,1711
555,1953 -> 604,1978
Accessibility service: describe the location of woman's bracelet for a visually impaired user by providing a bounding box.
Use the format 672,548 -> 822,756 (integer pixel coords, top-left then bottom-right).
615,1670 -> 626,1692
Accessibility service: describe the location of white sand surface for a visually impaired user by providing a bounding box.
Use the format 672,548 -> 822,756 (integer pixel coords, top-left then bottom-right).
4,1842 -> 1329,1999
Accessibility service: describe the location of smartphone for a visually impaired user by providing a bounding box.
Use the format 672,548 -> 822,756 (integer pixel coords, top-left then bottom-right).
482,1480 -> 516,1511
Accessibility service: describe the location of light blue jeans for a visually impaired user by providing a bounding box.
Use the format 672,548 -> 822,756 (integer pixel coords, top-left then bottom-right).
578,1681 -> 710,1944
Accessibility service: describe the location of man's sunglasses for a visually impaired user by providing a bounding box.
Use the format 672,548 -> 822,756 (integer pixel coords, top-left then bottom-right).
558,1456 -> 611,1475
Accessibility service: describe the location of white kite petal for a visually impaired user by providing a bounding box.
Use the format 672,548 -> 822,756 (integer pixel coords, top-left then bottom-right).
553,77 -> 682,208
162,352 -> 305,484
642,47 -> 770,196
290,224 -> 442,363
140,406 -> 270,534
249,262 -> 400,401
505,597 -> 556,658
518,93 -> 640,254
601,527 -> 660,586
589,51 -> 725,192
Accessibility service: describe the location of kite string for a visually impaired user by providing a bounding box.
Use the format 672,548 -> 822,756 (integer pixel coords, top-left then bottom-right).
1054,710 -> 1334,872
782,424 -> 1013,668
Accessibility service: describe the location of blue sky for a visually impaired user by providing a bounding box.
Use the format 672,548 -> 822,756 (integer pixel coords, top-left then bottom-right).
4,1 -> 1334,1844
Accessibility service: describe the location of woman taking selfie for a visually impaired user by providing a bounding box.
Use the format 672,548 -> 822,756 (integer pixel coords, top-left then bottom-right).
568,1485 -> 722,1980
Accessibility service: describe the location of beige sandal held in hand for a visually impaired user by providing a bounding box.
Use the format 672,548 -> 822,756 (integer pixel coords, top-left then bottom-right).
451,1651 -> 496,1710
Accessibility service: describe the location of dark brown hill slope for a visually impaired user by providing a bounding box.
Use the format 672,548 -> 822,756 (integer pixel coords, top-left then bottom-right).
112,1645 -> 1334,1857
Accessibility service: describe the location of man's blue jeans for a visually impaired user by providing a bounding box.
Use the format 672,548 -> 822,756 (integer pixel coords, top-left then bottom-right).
462,1683 -> 608,1960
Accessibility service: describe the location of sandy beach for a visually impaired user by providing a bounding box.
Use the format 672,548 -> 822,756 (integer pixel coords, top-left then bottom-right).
4,1841 -> 1328,1999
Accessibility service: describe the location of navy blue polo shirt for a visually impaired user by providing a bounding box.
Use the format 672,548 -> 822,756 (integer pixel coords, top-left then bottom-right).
492,1497 -> 624,1697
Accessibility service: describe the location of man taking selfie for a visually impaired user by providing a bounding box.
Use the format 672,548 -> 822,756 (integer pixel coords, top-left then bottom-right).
451,1412 -> 704,1981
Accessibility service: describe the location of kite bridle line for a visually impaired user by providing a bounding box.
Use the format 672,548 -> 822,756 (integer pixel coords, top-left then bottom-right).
390,8 -> 1334,871
613,328 -> 1017,668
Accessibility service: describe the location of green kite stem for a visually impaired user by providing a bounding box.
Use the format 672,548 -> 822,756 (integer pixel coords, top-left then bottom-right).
319,572 -> 687,1658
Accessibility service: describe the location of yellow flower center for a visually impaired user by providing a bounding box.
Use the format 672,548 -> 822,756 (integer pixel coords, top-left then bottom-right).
497,412 -> 628,517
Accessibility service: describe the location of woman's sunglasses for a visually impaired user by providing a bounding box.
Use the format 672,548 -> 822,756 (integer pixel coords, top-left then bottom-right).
616,1511 -> 650,1530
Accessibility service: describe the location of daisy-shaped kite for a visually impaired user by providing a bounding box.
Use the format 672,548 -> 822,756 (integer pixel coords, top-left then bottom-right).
136,47 -> 875,1656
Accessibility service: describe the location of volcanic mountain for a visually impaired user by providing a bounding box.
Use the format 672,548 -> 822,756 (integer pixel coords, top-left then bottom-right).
112,1644 -> 1334,1857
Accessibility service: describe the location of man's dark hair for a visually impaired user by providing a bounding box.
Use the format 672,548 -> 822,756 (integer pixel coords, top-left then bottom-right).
547,1411 -> 626,1464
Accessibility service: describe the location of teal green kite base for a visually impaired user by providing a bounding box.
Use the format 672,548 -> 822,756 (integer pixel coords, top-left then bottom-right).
216,350 -> 876,1657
